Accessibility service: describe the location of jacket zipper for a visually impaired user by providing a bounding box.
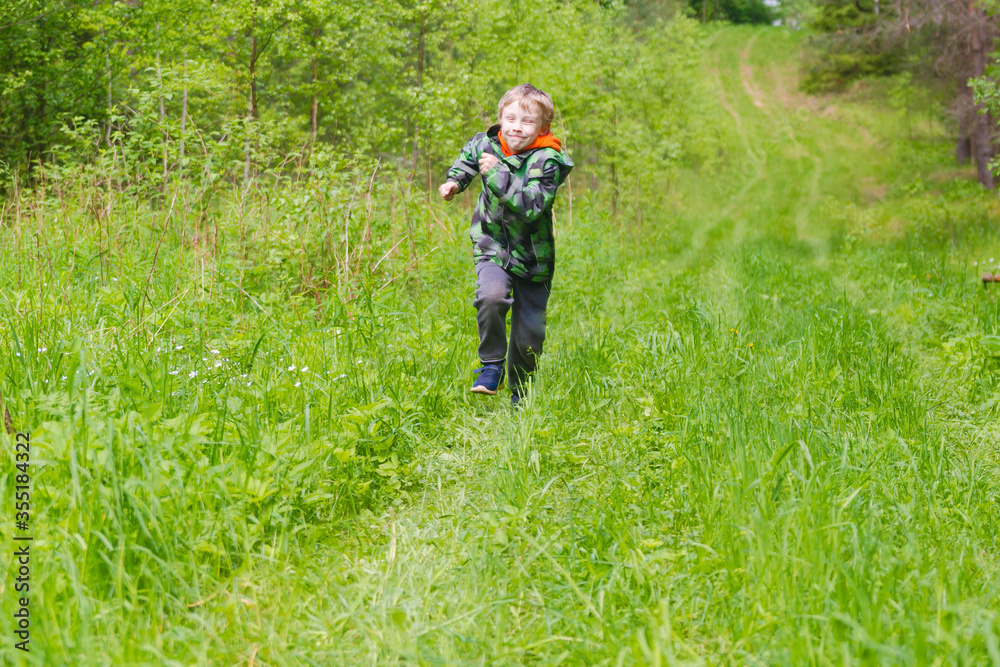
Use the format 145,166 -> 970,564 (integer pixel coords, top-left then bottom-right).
500,207 -> 513,269
488,136 -> 514,270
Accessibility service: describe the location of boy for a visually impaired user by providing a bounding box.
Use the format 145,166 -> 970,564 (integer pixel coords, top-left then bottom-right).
439,84 -> 573,407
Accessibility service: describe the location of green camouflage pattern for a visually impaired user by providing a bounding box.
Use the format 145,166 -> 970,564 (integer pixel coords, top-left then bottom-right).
446,124 -> 573,281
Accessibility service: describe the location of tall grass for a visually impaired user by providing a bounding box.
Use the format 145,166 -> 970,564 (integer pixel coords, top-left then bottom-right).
1,25 -> 1000,666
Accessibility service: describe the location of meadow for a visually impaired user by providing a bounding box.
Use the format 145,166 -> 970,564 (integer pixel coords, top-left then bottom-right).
2,26 -> 1000,665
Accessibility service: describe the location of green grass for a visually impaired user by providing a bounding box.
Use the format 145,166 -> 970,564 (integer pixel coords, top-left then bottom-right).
3,26 -> 1000,665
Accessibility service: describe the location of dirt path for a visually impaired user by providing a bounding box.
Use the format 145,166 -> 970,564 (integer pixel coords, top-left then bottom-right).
738,33 -> 771,115
670,27 -> 846,278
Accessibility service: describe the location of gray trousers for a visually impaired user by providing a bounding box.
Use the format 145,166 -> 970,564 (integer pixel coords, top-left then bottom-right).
473,260 -> 552,393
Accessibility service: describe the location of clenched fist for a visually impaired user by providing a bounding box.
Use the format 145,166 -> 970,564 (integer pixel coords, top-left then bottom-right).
439,181 -> 459,201
478,153 -> 499,173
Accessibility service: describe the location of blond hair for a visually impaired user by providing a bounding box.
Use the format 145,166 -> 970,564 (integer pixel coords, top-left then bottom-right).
497,84 -> 554,129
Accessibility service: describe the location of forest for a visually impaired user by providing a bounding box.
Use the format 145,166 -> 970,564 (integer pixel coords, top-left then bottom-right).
1,0 -> 714,205
2,0 -> 1000,664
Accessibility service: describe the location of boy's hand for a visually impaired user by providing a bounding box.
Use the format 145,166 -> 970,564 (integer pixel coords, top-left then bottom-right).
439,181 -> 460,201
478,154 -> 499,174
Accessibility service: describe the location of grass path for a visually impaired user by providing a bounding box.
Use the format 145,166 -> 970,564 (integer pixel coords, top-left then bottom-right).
231,27 -> 1000,665
202,27 -> 998,665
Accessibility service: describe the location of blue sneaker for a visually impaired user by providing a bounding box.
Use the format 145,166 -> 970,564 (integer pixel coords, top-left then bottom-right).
471,363 -> 504,395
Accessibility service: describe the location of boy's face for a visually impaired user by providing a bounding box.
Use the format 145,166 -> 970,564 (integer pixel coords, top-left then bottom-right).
500,101 -> 547,153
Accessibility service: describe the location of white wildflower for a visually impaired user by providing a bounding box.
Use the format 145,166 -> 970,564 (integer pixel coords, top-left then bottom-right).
188,371 -> 198,379
294,381 -> 301,387
169,370 -> 179,376
175,345 -> 183,350
288,365 -> 296,371
301,366 -> 309,372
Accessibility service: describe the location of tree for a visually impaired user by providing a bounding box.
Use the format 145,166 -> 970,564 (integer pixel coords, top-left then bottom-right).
804,0 -> 1000,188
0,0 -> 108,170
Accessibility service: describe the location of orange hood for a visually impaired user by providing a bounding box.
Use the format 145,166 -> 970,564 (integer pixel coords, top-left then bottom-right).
498,130 -> 562,157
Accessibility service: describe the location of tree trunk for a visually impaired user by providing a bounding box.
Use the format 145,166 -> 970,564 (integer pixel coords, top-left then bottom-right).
956,135 -> 973,164
244,90 -> 253,182
609,26 -> 619,222
250,32 -> 259,121
180,60 -> 188,161
956,79 -> 973,164
311,28 -> 319,144
970,17 -> 996,188
245,12 -> 258,182
103,28 -> 113,147
971,108 -> 996,188
410,12 -> 425,182
156,24 -> 167,181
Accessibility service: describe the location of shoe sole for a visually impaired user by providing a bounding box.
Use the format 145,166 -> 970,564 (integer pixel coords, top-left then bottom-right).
470,381 -> 504,396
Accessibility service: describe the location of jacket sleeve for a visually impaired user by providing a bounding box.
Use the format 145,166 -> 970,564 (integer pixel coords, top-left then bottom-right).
482,157 -> 562,222
445,134 -> 483,192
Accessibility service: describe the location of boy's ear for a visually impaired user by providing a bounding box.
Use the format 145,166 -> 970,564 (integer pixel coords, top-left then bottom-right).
541,123 -> 552,135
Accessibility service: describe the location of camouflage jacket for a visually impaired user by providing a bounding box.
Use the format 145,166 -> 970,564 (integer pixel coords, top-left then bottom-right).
446,124 -> 573,282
